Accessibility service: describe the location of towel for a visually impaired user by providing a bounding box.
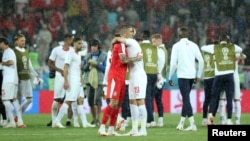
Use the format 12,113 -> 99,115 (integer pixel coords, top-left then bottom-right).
88,59 -> 98,89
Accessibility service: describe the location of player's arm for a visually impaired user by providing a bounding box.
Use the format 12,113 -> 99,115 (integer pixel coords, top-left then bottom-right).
0,60 -> 14,66
63,63 -> 69,90
119,52 -> 142,64
48,59 -> 63,75
112,37 -> 126,45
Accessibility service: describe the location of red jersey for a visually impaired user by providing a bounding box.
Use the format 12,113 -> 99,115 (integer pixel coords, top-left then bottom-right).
106,42 -> 127,100
108,42 -> 128,81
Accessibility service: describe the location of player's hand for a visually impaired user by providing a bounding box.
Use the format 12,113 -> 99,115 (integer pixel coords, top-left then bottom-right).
168,80 -> 173,86
64,81 -> 69,90
136,52 -> 143,61
194,77 -> 200,84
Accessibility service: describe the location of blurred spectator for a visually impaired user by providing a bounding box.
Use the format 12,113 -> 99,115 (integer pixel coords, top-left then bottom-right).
35,23 -> 52,68
146,0 -> 167,11
15,0 -> 29,19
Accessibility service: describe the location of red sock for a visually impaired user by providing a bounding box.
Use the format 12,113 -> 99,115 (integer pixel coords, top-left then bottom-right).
110,108 -> 119,126
101,105 -> 113,125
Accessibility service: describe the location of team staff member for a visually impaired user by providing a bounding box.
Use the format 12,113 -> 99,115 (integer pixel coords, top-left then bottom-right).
83,39 -> 107,127
168,27 -> 204,131
140,30 -> 158,127
200,39 -> 216,126
201,34 -> 242,125
14,33 -> 42,127
151,34 -> 168,127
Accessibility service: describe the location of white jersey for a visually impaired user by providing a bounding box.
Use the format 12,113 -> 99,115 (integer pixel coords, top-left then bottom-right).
49,46 -> 73,74
64,49 -> 82,84
2,48 -> 18,84
125,38 -> 147,99
125,38 -> 145,74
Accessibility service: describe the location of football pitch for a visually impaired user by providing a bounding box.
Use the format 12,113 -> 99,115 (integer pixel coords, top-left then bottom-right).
0,113 -> 249,141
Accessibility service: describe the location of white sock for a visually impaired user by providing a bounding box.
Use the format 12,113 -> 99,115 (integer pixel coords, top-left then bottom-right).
3,101 -> 15,123
21,98 -> 32,112
130,104 -> 139,133
55,103 -> 68,123
158,117 -> 163,123
72,102 -> 78,123
12,100 -> 24,124
77,105 -> 87,124
188,116 -> 195,126
107,126 -> 114,133
219,100 -> 226,121
138,105 -> 147,132
179,116 -> 185,125
234,100 -> 241,122
51,101 -> 59,121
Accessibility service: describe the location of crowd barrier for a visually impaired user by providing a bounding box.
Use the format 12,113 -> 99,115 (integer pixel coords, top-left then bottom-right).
24,89 -> 250,114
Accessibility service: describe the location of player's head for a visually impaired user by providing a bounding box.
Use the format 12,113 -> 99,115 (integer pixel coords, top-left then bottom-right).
177,26 -> 188,38
219,33 -> 231,43
14,33 -> 26,48
119,25 -> 133,38
142,30 -> 150,40
0,37 -> 9,49
63,34 -> 74,46
73,37 -> 83,52
151,34 -> 162,46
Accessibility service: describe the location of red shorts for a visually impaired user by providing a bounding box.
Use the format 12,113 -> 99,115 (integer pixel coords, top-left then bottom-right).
106,77 -> 126,102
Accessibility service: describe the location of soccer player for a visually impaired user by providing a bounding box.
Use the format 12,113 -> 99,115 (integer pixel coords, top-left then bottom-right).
98,27 -> 131,136
52,37 -> 94,128
0,49 -> 7,127
168,27 -> 204,131
0,37 -> 21,128
151,33 -> 168,127
201,34 -> 242,125
47,34 -> 74,126
111,25 -> 148,136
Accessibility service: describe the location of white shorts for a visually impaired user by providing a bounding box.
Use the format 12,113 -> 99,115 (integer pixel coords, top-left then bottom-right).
18,80 -> 33,98
220,71 -> 241,100
129,72 -> 147,100
64,83 -> 81,102
54,73 -> 66,99
1,83 -> 18,100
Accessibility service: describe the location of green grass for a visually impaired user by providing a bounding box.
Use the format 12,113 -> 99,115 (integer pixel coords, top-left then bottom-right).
0,113 -> 249,141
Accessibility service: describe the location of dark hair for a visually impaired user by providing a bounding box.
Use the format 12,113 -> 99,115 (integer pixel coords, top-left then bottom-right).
142,30 -> 150,39
0,37 -> 9,45
64,34 -> 73,40
90,39 -> 101,49
73,37 -> 82,43
219,33 -> 230,42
